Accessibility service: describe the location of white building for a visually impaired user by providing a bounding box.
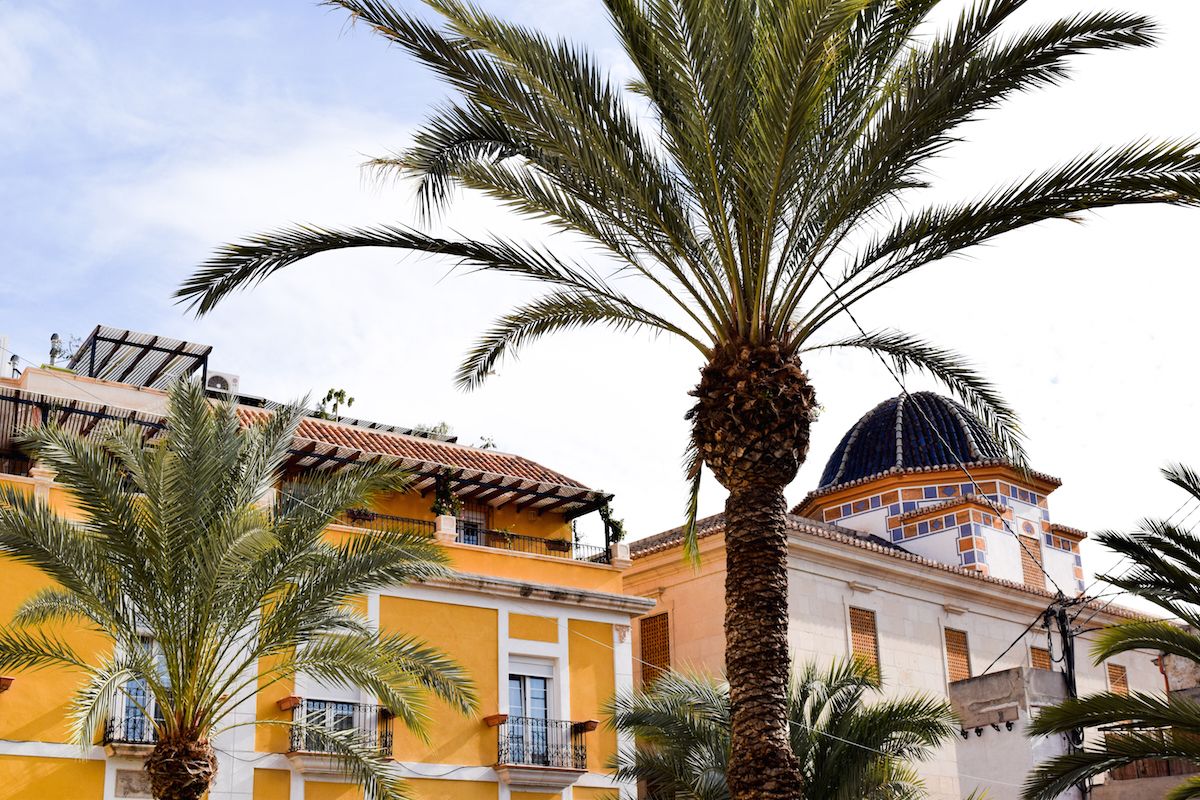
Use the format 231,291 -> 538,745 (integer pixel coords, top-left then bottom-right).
626,392 -> 1177,799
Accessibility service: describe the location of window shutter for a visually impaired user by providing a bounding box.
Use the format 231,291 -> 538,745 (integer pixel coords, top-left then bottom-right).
849,607 -> 879,675
945,629 -> 971,682
1108,663 -> 1129,696
1031,646 -> 1052,670
639,613 -> 670,686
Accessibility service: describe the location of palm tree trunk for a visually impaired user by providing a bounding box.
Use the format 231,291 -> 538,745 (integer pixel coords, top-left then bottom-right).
690,341 -> 814,800
724,481 -> 801,799
144,736 -> 217,800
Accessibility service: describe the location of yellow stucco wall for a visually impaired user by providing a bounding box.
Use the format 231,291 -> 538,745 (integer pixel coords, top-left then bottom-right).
0,555 -> 111,743
404,777 -> 497,800
252,768 -> 291,800
305,781 -> 363,800
509,613 -> 558,642
447,546 -> 622,593
568,619 -> 617,773
381,596 -> 496,765
511,792 -> 560,800
573,788 -> 616,800
0,754 -> 105,799
254,652 -> 295,752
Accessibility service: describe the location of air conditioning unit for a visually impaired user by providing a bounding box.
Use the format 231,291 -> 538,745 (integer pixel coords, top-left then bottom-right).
205,371 -> 240,395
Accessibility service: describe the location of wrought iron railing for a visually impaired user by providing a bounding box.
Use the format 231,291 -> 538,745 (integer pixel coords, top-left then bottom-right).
288,698 -> 393,756
333,509 -> 610,563
456,522 -> 610,564
103,686 -> 159,745
340,509 -> 436,536
497,716 -> 587,769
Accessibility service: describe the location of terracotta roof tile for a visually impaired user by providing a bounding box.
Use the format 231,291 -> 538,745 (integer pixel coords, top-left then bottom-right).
630,513 -> 1146,621
237,407 -> 589,489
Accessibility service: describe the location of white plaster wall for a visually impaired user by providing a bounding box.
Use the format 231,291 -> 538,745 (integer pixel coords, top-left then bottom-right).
893,530 -> 964,570
985,530 -> 1029,587
956,716 -> 1080,800
1042,548 -> 1078,595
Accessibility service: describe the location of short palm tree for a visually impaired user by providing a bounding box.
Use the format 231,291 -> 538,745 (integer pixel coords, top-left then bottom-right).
178,1 -> 1200,795
608,660 -> 958,800
0,380 -> 475,800
1025,465 -> 1200,800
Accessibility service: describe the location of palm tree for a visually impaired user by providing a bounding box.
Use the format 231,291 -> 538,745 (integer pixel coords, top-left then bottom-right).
608,660 -> 958,800
1024,465 -> 1200,800
0,380 -> 475,800
177,1 -> 1200,795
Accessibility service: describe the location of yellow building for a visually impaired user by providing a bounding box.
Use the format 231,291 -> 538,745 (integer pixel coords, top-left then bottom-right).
0,326 -> 652,800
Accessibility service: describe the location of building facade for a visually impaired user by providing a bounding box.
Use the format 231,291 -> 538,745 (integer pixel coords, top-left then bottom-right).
625,392 -> 1169,800
0,326 -> 652,800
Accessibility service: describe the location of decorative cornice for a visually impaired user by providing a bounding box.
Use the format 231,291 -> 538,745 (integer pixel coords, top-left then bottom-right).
419,572 -> 656,616
893,494 -> 1007,523
794,460 -> 1062,513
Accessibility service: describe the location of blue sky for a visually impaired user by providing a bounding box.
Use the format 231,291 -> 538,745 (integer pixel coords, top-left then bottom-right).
3,0 -> 1200,591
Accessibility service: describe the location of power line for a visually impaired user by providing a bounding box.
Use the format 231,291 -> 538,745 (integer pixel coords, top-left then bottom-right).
980,601 -> 1056,676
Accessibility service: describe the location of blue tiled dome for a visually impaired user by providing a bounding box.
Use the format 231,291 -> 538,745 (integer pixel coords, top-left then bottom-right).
818,392 -> 1005,489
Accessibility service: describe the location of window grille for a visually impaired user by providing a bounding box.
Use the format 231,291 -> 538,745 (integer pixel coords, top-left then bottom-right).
849,607 -> 879,675
1019,535 -> 1046,590
639,613 -> 670,686
945,628 -> 971,682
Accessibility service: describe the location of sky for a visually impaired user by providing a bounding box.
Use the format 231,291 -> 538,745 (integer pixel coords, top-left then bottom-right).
2,0 -> 1199,605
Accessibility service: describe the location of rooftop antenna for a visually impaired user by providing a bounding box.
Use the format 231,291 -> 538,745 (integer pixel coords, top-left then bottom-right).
49,333 -> 63,367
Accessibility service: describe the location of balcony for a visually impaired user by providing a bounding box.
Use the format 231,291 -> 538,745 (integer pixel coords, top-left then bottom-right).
455,521 -> 610,564
285,698 -> 393,775
103,699 -> 158,758
338,509 -> 612,564
1093,729 -> 1200,799
494,716 -> 589,790
341,509 -> 435,536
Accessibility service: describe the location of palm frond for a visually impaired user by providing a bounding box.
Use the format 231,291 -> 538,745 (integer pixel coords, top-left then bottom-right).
801,329 -> 1025,465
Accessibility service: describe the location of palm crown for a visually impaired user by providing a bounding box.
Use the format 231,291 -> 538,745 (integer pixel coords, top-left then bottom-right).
0,380 -> 476,800
1024,465 -> 1200,800
608,660 -> 959,800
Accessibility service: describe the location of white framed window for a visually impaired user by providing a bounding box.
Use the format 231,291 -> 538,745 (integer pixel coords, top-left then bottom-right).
507,656 -> 554,764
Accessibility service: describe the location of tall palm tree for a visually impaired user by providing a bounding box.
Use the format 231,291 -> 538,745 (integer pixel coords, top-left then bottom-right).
1024,465 -> 1200,800
0,380 -> 475,800
177,1 -> 1200,795
608,660 -> 958,800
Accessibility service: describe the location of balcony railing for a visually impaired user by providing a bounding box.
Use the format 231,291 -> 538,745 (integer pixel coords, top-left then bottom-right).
104,688 -> 159,746
336,509 -> 610,563
497,716 -> 587,770
1107,730 -> 1200,781
341,509 -> 436,536
456,522 -> 610,564
288,698 -> 393,756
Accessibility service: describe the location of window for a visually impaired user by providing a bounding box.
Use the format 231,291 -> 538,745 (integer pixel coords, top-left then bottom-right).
508,669 -> 551,765
1019,535 -> 1046,590
457,503 -> 491,545
1108,663 -> 1129,696
945,629 -> 971,683
1031,646 -> 1052,670
119,637 -> 166,743
302,699 -> 355,752
639,613 -> 671,686
849,607 -> 879,675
